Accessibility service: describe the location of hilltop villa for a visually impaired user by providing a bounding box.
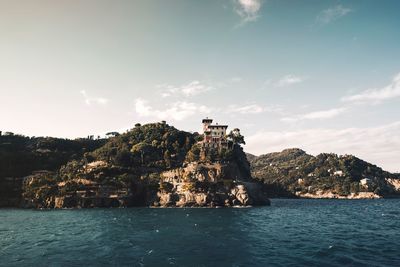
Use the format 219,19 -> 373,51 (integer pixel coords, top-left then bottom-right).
202,118 -> 228,149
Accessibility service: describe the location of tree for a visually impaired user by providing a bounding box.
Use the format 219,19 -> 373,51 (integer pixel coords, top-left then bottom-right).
227,128 -> 245,146
186,145 -> 200,162
164,151 -> 171,168
114,150 -> 132,167
106,132 -> 120,138
206,148 -> 217,162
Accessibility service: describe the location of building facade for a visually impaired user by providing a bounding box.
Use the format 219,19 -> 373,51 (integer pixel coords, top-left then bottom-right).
202,118 -> 228,148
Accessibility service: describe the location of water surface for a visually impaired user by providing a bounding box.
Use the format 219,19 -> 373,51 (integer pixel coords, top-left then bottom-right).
1,199 -> 399,266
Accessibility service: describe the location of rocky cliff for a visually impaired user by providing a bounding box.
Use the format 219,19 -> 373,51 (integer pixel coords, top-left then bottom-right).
17,122 -> 269,208
154,162 -> 268,207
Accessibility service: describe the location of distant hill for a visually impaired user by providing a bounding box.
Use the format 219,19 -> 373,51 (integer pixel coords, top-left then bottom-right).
245,153 -> 258,163
247,148 -> 400,198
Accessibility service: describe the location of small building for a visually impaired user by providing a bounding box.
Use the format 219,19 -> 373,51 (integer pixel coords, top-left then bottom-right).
202,118 -> 228,149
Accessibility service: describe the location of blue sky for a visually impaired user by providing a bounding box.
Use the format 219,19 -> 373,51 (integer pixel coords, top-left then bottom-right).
1,0 -> 399,171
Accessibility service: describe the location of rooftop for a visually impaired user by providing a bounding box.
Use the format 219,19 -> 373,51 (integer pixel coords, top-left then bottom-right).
208,125 -> 228,128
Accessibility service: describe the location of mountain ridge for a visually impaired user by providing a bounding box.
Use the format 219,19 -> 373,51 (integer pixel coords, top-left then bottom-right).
247,148 -> 400,198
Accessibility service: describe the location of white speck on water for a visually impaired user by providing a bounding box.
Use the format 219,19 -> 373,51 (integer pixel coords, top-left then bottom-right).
138,257 -> 144,267
148,249 -> 153,255
155,229 -> 159,233
167,257 -> 176,265
329,245 -> 333,249
194,224 -> 197,227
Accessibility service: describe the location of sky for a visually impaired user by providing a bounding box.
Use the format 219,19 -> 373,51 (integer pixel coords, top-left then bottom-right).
0,0 -> 399,172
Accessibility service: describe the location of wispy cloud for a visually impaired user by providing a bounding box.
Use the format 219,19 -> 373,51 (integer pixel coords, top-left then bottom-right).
157,80 -> 213,98
245,121 -> 400,172
281,107 -> 347,122
316,5 -> 352,24
342,73 -> 400,104
80,90 -> 108,105
228,103 -> 283,115
234,0 -> 262,23
274,75 -> 304,87
228,104 -> 265,114
135,98 -> 211,121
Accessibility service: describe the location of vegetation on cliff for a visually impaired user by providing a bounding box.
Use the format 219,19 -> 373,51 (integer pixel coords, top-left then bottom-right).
88,122 -> 198,169
11,122 -> 261,208
0,134 -> 105,206
248,148 -> 400,197
5,122 -> 398,207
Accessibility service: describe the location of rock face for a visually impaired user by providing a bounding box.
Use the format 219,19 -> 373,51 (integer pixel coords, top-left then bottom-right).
386,178 -> 400,191
21,159 -> 269,209
153,162 -> 269,207
295,191 -> 381,199
20,167 -> 151,209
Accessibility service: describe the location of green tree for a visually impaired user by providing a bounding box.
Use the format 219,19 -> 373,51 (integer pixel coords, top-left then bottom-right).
164,151 -> 171,168
227,128 -> 245,146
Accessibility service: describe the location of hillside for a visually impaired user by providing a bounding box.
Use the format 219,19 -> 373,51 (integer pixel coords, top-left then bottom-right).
248,148 -> 400,198
0,134 -> 105,206
4,124 -> 399,207
14,122 -> 268,208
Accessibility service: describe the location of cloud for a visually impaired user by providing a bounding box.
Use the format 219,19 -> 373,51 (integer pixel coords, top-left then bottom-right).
228,103 -> 283,115
135,98 -> 211,121
316,5 -> 352,24
281,107 -> 347,122
80,90 -> 108,105
342,73 -> 400,104
158,80 -> 213,98
228,104 -> 265,114
245,121 -> 400,172
234,0 -> 262,23
275,75 -> 304,87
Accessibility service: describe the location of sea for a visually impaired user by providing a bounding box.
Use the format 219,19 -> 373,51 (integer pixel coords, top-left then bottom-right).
1,199 -> 399,267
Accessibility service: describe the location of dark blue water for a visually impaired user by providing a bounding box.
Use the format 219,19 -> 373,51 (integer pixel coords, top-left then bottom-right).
1,199 -> 400,267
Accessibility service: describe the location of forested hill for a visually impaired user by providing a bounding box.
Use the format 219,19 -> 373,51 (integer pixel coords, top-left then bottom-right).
0,134 -> 106,206
1,122 -> 257,208
0,122 -> 198,206
247,149 -> 400,198
2,124 -> 399,207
